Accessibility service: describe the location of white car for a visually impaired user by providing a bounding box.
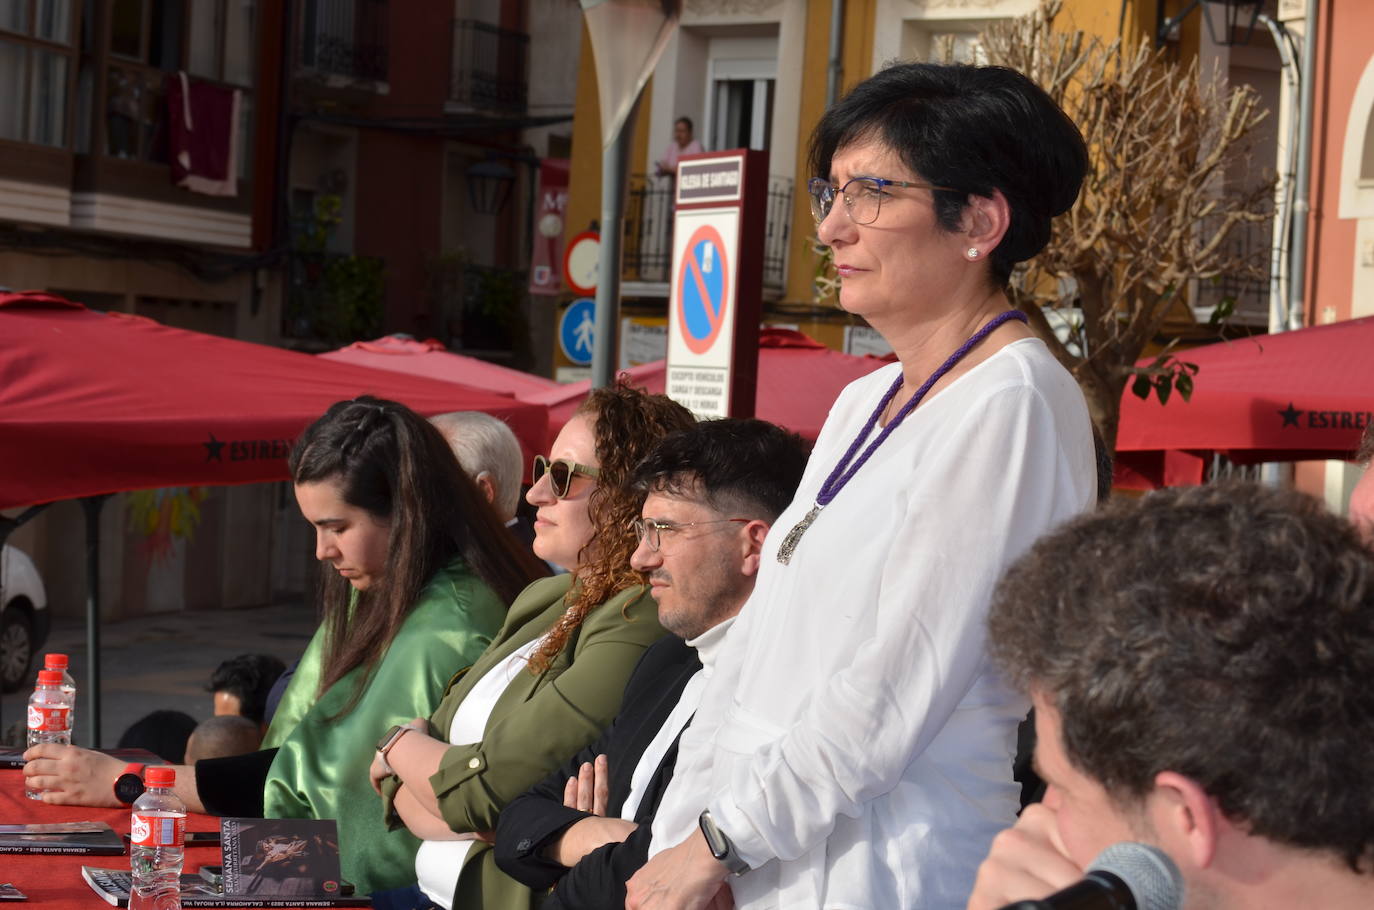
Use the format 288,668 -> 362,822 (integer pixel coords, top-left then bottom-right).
1,545 -> 49,693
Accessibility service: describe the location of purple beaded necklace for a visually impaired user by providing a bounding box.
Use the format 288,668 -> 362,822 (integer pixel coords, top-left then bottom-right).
776,308 -> 1028,564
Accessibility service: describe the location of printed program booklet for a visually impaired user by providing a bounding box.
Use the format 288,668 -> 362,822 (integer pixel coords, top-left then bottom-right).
220,818 -> 348,900
0,821 -> 126,855
80,867 -> 369,908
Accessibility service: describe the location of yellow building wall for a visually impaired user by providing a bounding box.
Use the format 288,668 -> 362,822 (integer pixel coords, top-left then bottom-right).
561,0 -> 1212,355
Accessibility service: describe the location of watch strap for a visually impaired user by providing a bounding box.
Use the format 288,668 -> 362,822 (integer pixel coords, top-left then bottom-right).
699,809 -> 750,875
113,763 -> 146,805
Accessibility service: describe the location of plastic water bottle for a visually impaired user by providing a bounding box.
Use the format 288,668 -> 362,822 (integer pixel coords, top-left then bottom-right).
25,669 -> 72,800
43,652 -> 77,730
130,766 -> 186,910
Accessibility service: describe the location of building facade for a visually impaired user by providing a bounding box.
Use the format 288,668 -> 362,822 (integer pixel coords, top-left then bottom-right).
559,0 -> 1286,373
3,0 -> 576,622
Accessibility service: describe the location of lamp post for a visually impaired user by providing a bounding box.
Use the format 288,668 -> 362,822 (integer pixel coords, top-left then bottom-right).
467,159 -> 517,216
1157,0 -> 1264,46
579,0 -> 682,388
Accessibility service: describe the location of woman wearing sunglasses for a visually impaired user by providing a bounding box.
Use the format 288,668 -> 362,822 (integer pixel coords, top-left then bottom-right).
629,65 -> 1099,909
370,380 -> 694,910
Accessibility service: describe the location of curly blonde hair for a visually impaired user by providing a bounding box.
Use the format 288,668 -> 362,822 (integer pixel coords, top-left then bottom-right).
528,379 -> 696,673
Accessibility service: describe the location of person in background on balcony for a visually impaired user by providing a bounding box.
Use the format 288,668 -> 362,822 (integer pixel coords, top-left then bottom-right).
655,117 -> 704,179
626,62 -> 1095,910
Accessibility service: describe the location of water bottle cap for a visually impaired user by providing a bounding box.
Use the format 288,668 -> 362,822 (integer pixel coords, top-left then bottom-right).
145,766 -> 176,787
37,670 -> 63,685
44,653 -> 69,670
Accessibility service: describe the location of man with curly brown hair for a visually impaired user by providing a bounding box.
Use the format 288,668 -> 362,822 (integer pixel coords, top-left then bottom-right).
967,483 -> 1374,910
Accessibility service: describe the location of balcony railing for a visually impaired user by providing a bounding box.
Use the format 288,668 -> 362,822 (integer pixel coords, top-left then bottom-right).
284,250 -> 385,343
1191,207 -> 1274,327
300,0 -> 390,84
623,174 -> 793,294
451,19 -> 529,115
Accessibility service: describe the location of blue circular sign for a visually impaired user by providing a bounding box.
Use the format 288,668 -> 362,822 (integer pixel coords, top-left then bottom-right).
559,298 -> 596,366
675,225 -> 729,355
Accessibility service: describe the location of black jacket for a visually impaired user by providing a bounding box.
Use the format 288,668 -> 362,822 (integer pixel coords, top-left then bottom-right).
494,635 -> 701,909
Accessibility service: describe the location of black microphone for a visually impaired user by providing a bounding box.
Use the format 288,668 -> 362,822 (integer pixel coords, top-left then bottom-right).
996,842 -> 1183,910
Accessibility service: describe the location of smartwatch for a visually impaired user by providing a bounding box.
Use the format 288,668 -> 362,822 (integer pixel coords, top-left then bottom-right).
699,809 -> 750,876
375,724 -> 415,776
113,763 -> 146,806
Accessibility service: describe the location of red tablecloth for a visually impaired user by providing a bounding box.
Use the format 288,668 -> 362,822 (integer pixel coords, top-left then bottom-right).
0,768 -> 220,908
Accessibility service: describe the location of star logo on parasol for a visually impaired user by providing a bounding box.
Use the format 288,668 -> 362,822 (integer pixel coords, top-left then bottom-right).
203,432 -> 226,462
1277,402 -> 1303,428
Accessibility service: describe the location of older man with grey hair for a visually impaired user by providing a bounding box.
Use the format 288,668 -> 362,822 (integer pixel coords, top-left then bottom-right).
429,411 -> 523,523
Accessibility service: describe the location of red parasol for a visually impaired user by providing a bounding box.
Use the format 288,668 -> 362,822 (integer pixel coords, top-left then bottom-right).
1115,317 -> 1374,487
0,292 -> 549,510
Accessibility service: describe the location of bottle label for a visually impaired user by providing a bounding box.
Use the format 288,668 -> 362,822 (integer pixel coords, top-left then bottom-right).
130,813 -> 185,847
27,705 -> 70,732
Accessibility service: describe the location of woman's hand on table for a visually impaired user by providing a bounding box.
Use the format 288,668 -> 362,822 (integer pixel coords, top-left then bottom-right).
21,744 -> 124,808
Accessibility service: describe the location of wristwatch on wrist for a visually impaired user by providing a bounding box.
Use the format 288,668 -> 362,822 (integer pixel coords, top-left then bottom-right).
375,724 -> 414,776
699,809 -> 750,876
113,763 -> 147,806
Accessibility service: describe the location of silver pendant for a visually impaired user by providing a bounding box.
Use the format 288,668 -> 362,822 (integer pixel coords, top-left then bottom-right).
776,504 -> 821,565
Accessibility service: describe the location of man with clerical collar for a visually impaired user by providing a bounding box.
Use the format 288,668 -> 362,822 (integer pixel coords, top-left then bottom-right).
493,418 -> 807,909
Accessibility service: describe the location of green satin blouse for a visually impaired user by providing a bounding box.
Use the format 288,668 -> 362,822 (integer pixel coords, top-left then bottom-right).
260,557 -> 507,895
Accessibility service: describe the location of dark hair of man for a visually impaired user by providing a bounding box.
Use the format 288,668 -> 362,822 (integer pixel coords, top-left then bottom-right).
1355,422 -> 1374,466
630,418 -> 808,523
528,379 -> 697,674
189,714 -> 263,761
206,653 -> 287,724
988,482 -> 1374,873
808,62 -> 1088,284
676,116 -> 693,133
117,709 -> 200,764
290,396 -> 547,713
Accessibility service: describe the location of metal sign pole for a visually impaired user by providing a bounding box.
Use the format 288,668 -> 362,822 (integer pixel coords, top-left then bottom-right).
591,96 -> 641,388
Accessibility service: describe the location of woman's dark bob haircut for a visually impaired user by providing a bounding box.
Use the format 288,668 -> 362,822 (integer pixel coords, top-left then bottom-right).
809,62 -> 1088,284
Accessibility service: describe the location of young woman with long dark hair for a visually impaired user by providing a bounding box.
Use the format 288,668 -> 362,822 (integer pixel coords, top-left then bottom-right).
260,397 -> 547,894
22,396 -> 546,898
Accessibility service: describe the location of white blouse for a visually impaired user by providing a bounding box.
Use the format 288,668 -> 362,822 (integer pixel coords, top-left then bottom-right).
415,637 -> 545,909
649,338 -> 1096,909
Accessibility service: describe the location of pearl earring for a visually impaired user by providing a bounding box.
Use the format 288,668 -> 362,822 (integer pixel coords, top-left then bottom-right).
966,248 -> 979,260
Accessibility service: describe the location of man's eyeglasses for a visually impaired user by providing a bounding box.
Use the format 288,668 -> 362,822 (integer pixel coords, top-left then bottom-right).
532,455 -> 600,499
632,517 -> 750,552
807,176 -> 956,226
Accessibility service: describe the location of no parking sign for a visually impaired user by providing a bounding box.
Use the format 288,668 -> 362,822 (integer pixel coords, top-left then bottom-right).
677,224 -> 730,355
665,150 -> 767,418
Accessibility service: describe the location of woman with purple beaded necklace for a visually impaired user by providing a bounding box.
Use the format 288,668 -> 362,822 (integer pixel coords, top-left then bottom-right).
629,63 -> 1098,910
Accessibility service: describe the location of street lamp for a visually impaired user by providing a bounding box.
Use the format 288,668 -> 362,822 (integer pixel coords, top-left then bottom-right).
1158,0 -> 1264,47
579,0 -> 682,388
467,159 -> 517,216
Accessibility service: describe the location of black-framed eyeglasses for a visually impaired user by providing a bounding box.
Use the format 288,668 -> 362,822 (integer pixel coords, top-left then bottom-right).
807,176 -> 957,226
532,455 -> 600,499
632,517 -> 750,552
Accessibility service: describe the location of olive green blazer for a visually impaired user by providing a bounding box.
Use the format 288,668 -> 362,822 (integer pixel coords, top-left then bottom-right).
384,573 -> 666,910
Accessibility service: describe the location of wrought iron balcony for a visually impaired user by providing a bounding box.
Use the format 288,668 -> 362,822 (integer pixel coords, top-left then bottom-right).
623,174 -> 793,294
299,0 -> 390,84
451,19 -> 529,115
